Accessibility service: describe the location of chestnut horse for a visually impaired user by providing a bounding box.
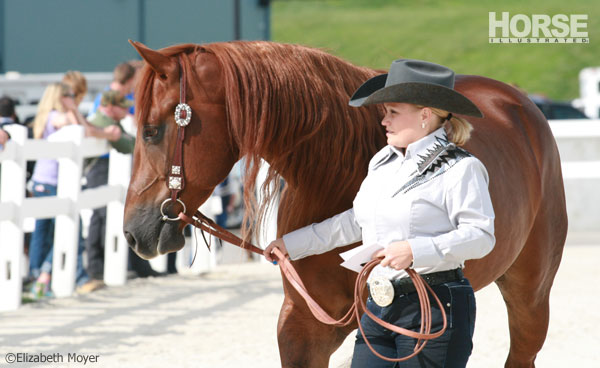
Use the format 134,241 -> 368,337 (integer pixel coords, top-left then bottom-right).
123,40 -> 567,368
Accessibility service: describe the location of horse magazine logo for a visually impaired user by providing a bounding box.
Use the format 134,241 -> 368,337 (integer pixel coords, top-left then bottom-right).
489,12 -> 589,44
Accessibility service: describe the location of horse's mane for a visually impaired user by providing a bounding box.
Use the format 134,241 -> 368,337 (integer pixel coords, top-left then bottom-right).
136,41 -> 386,242
203,41 -> 385,240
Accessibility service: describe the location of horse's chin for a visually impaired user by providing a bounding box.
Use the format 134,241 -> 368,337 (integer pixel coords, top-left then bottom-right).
157,221 -> 186,256
127,217 -> 185,260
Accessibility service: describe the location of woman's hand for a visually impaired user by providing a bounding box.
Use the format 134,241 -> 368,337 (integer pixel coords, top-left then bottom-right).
372,241 -> 414,270
263,238 -> 289,264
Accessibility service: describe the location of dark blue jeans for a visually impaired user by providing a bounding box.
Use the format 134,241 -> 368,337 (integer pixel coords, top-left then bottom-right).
28,181 -> 88,285
28,182 -> 57,278
351,278 -> 476,368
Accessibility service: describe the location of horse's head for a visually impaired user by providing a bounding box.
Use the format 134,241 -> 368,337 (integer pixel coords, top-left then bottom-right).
123,41 -> 239,259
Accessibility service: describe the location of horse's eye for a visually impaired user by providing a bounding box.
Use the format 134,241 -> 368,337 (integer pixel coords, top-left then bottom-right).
143,126 -> 159,140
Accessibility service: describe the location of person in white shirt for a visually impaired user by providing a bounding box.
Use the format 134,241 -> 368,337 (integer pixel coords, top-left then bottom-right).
264,59 -> 495,367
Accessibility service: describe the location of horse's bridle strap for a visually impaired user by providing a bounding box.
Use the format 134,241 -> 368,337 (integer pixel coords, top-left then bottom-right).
178,210 -> 447,362
161,55 -> 191,221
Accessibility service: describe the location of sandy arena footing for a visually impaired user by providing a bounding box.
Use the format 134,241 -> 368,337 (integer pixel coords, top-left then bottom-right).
0,244 -> 598,367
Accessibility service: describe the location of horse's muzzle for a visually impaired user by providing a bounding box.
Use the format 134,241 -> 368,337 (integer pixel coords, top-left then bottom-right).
123,206 -> 185,259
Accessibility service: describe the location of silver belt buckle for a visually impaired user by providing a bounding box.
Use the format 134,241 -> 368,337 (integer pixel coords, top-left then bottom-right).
369,276 -> 394,307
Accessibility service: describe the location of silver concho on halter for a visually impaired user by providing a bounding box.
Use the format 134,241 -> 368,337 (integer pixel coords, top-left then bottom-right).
169,166 -> 182,190
174,103 -> 192,126
369,276 -> 395,307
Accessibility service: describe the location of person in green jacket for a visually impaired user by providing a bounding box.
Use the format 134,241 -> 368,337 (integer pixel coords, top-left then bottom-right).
90,90 -> 135,153
78,90 -> 135,293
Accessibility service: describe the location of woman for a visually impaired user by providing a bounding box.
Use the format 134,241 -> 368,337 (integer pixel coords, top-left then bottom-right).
29,83 -> 85,296
264,59 -> 495,367
62,70 -> 88,107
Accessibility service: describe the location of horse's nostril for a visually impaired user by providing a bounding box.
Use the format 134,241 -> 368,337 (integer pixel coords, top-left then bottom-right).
124,231 -> 136,247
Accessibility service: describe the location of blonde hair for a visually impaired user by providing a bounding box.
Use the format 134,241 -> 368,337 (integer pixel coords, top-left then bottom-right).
62,71 -> 88,105
33,83 -> 70,139
417,105 -> 473,146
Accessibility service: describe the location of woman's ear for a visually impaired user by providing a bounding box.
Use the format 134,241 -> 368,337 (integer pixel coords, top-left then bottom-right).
420,107 -> 431,121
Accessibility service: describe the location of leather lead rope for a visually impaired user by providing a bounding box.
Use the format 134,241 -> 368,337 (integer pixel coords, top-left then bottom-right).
178,210 -> 447,362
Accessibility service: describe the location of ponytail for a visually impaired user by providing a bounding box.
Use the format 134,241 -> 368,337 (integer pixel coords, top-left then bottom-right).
417,105 -> 473,146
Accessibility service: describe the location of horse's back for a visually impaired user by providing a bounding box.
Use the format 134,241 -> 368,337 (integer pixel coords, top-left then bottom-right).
454,75 -> 567,289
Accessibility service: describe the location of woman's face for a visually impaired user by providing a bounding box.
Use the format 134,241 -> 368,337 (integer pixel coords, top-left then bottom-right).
382,103 -> 436,149
60,88 -> 77,110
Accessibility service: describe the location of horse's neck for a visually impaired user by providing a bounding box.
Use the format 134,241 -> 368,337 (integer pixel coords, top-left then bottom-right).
258,140 -> 368,224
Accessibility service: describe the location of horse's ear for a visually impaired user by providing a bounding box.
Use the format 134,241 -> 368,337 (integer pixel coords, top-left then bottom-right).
129,40 -> 176,79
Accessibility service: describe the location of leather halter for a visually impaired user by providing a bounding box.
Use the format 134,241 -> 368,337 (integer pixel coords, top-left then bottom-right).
160,54 -> 447,362
160,55 -> 192,222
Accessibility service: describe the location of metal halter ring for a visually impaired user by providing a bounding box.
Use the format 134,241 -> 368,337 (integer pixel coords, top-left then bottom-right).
174,103 -> 192,126
160,198 -> 187,222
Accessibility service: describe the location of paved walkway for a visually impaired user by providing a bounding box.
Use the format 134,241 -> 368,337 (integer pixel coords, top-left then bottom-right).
0,244 -> 598,367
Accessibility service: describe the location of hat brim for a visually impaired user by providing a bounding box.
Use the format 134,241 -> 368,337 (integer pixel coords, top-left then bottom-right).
349,73 -> 483,118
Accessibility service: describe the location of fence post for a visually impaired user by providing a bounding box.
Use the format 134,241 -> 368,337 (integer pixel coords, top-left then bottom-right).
103,149 -> 132,286
0,125 -> 27,311
50,125 -> 84,297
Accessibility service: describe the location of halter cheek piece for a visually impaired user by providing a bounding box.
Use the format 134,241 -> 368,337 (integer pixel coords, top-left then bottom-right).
160,55 -> 192,222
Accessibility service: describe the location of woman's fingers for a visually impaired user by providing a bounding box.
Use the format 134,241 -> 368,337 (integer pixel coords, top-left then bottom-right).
263,238 -> 288,264
263,243 -> 275,262
372,249 -> 386,260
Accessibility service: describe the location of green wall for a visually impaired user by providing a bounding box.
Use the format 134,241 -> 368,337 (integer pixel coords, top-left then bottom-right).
0,0 -> 270,73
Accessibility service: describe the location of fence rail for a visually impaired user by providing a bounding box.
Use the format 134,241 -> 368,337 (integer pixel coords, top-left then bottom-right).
0,124 -> 133,310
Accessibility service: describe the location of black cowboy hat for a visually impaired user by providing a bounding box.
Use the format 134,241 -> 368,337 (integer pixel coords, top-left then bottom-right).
349,59 -> 483,118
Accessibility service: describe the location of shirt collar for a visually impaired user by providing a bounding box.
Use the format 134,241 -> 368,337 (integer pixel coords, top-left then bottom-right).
405,127 -> 448,161
371,128 -> 450,171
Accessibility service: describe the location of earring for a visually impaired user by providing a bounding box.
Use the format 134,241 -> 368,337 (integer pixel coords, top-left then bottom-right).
421,122 -> 426,129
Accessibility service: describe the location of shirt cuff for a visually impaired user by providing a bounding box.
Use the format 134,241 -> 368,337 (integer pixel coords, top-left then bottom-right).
407,237 -> 441,268
282,230 -> 310,261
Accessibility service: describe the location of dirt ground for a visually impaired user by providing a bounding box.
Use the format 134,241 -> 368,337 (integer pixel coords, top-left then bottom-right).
0,243 -> 597,367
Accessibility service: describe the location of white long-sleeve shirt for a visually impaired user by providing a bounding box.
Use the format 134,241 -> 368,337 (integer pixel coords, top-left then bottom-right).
283,127 -> 495,280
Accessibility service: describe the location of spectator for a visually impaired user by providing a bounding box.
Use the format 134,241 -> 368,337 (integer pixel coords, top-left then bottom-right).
1,96 -> 36,179
62,70 -> 88,107
0,95 -> 19,126
28,83 -> 90,298
83,62 -> 161,286
77,91 -> 136,293
0,96 -> 17,150
88,62 -> 136,118
214,176 -> 236,229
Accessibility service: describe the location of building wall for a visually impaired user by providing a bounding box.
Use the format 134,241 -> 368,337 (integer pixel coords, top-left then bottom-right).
0,0 -> 270,73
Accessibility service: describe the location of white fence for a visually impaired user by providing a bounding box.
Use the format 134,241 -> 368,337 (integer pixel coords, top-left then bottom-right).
0,124 -> 131,311
0,124 -> 220,311
549,120 -> 600,234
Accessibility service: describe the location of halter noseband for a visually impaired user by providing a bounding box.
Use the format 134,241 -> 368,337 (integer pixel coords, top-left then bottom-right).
160,55 -> 192,221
